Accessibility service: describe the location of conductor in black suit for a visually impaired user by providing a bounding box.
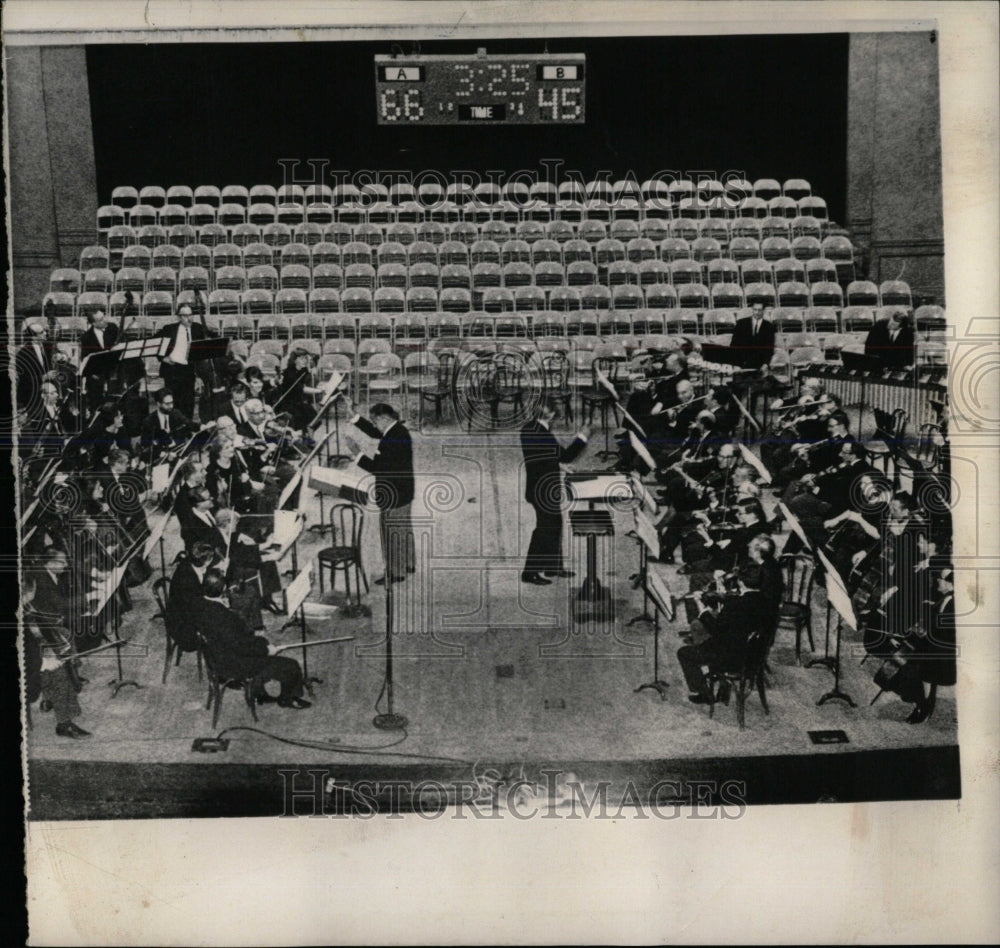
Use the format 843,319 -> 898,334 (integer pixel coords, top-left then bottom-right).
79,309 -> 121,415
864,310 -> 916,370
344,400 -> 416,585
519,398 -> 591,585
157,304 -> 207,419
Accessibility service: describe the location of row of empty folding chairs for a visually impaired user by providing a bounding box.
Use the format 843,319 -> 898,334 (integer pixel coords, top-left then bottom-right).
94,210 -> 839,254
107,178 -> 822,210
72,234 -> 856,275
96,194 -> 832,233
54,259 -> 861,292
44,279 -> 913,320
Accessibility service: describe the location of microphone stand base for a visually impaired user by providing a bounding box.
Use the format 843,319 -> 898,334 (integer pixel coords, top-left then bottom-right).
634,680 -> 670,701
109,679 -> 143,699
373,712 -> 408,731
817,687 -> 856,708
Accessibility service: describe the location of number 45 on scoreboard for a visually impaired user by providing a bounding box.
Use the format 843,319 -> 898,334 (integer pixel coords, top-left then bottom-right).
375,52 -> 586,125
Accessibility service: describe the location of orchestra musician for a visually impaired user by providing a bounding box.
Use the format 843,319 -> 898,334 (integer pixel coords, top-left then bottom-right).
886,565 -> 956,724
676,534 -> 781,706
243,366 -> 276,406
179,487 -> 229,557
206,436 -> 264,514
165,542 -> 219,654
216,381 -> 252,427
864,310 -> 916,370
727,302 -> 778,414
139,388 -> 196,466
780,441 -> 871,553
773,408 -> 855,497
66,401 -> 131,472
15,320 -> 55,407
227,516 -> 285,619
274,348 -> 323,432
24,379 -> 78,455
198,568 -> 311,710
22,576 -> 91,739
157,304 -> 207,420
79,308 -> 121,415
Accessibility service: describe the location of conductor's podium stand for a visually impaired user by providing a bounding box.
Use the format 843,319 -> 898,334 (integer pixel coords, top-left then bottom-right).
569,508 -> 615,624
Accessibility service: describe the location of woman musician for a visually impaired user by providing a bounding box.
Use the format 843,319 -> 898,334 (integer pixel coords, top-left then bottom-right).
206,435 -> 265,514
273,348 -> 323,433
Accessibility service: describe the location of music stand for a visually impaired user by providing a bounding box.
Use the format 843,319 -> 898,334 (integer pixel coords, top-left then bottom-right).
634,565 -> 674,700
627,505 -> 660,627
282,563 -> 322,693
807,549 -> 857,707
84,537 -> 147,698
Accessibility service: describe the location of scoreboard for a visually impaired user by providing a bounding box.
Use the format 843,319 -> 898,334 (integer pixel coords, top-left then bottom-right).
375,52 -> 585,125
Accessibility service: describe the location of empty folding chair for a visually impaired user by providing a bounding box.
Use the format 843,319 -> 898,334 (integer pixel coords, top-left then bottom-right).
879,280 -> 912,307
809,281 -> 843,309
231,223 -> 262,247
645,284 -> 678,310
846,280 -> 880,307
706,259 -> 740,285
275,288 -> 308,314
774,257 -> 806,285
659,237 -> 692,262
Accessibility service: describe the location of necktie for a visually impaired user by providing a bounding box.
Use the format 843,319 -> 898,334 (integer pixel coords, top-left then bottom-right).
162,414 -> 170,434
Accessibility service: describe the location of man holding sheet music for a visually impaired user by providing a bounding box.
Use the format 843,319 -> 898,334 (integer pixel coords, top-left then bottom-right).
343,400 -> 416,585
519,399 -> 591,586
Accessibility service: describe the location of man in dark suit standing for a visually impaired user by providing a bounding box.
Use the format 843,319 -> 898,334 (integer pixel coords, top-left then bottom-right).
519,399 -> 591,585
198,569 -> 311,709
728,302 -> 777,371
728,302 -> 778,416
157,304 -> 206,420
139,388 -> 196,465
79,309 -> 121,416
864,310 -> 916,370
16,319 -> 55,409
344,400 -> 416,585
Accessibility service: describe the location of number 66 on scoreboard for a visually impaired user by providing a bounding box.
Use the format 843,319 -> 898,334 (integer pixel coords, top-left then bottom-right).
374,52 -> 586,125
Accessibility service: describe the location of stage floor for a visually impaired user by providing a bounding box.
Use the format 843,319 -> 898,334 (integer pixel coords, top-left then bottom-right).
25,418 -> 961,817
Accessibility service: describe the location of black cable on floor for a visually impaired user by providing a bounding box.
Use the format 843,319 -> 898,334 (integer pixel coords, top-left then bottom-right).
215,725 -> 474,764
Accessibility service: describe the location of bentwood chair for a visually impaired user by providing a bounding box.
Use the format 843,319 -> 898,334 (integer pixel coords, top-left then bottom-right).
317,502 -> 369,610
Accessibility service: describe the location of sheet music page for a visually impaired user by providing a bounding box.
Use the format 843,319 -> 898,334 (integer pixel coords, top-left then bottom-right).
633,508 -> 661,559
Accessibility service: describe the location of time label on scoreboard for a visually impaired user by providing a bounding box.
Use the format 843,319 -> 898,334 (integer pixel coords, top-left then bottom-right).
375,52 -> 586,125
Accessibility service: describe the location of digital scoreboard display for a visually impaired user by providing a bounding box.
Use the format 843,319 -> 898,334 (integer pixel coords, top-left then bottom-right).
375,53 -> 586,125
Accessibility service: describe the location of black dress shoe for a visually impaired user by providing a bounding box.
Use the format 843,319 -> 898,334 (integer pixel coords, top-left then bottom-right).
55,722 -> 91,739
374,576 -> 405,586
687,694 -> 712,705
716,681 -> 731,706
255,693 -> 279,704
263,599 -> 286,615
543,569 -> 575,578
39,700 -> 53,713
906,704 -> 930,724
521,572 -> 552,586
277,696 -> 312,710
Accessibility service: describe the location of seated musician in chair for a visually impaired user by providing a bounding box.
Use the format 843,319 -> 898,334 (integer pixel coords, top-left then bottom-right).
875,565 -> 956,724
198,569 -> 311,710
677,535 -> 781,706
